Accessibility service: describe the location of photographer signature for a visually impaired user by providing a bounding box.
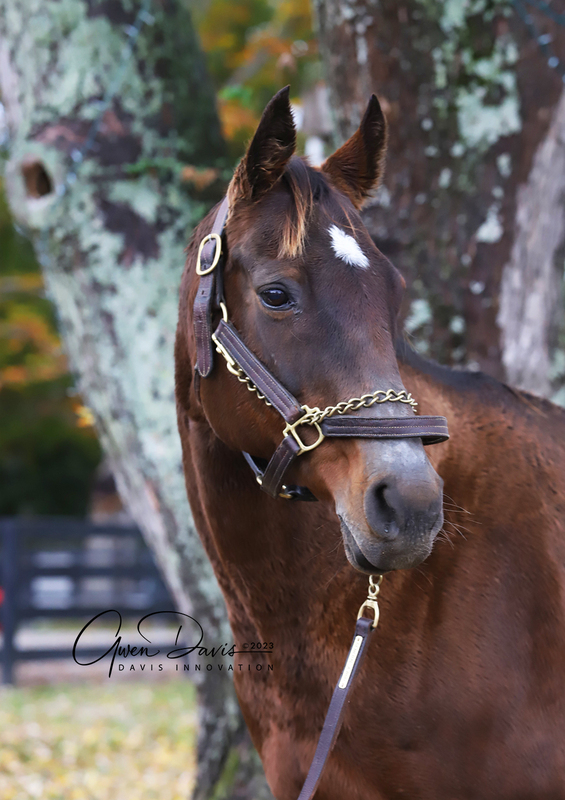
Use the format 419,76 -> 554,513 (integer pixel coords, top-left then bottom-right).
72,610 -> 273,677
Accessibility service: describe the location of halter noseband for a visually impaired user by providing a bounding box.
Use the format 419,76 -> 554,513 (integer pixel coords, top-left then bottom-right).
192,198 -> 449,501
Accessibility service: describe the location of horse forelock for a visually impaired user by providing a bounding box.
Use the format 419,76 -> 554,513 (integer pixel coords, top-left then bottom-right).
277,156 -> 315,258
228,156 -> 358,261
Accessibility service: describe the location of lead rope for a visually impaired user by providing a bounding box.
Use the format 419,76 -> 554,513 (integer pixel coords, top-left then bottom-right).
296,576 -> 382,800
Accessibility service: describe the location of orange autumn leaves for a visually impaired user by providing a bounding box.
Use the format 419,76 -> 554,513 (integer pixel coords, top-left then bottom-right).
193,0 -> 318,150
0,185 -> 94,432
0,278 -> 66,388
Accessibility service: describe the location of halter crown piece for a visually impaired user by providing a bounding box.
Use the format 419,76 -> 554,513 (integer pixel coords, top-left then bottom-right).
192,197 -> 449,501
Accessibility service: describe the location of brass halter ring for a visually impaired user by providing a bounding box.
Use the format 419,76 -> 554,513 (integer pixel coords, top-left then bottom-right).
283,417 -> 326,454
196,233 -> 223,275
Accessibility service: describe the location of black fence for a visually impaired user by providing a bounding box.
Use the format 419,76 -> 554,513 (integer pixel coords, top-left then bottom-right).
0,517 -> 178,684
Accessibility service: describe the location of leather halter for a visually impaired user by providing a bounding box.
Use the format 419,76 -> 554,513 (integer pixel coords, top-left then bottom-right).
192,198 -> 449,501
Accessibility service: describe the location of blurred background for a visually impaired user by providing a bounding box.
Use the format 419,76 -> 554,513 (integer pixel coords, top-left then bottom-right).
1,0 -> 564,797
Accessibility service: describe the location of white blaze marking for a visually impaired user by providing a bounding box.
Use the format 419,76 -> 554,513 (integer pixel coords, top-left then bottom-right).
328,225 -> 369,269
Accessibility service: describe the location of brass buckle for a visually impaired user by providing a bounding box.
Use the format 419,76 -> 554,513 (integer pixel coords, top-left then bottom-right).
283,417 -> 325,455
196,233 -> 222,275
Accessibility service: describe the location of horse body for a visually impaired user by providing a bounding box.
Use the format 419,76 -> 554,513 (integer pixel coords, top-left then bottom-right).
175,88 -> 565,798
178,343 -> 565,799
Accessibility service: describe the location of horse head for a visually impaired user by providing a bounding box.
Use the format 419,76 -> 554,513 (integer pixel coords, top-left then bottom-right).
184,87 -> 444,573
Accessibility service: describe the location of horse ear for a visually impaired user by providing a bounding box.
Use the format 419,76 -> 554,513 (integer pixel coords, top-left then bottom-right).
321,94 -> 388,208
229,86 -> 296,202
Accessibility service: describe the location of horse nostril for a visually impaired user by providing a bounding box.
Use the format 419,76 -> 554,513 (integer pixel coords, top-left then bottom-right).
365,480 -> 399,541
363,467 -> 443,544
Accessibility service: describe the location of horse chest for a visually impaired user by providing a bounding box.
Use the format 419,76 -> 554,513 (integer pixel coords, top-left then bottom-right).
228,575 -> 565,800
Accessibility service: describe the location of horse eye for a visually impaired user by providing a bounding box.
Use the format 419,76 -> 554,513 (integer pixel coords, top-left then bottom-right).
260,287 -> 291,309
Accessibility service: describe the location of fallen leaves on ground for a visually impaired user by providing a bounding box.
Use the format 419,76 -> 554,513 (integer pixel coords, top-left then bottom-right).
0,681 -> 197,800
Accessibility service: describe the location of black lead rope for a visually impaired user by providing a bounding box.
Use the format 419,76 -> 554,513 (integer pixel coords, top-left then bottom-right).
297,577 -> 382,800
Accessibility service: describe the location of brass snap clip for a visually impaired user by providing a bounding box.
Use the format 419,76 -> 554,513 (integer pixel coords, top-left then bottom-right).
196,233 -> 222,275
211,334 -> 239,375
357,574 -> 382,629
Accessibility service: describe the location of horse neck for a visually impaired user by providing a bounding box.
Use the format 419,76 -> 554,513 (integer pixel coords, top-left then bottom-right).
397,344 -> 565,533
184,418 -> 362,642
189,345 -> 565,646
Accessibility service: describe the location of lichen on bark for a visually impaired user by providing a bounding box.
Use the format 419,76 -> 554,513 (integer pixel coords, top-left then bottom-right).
314,0 -> 565,395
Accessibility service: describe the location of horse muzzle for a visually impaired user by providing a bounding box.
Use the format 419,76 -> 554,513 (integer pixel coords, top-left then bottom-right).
337,439 -> 444,573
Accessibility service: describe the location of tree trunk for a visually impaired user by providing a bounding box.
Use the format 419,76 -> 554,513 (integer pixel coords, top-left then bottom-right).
0,1 -> 271,796
314,0 -> 565,400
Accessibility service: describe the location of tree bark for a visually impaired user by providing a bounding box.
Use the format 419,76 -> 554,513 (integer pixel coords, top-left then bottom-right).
0,1 -> 271,796
314,0 -> 565,400
498,90 -> 565,395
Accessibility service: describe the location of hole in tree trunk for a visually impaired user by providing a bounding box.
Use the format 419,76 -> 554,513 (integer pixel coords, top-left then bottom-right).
21,161 -> 54,198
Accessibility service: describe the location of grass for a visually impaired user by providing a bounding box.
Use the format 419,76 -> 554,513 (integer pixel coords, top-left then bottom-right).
0,681 -> 197,799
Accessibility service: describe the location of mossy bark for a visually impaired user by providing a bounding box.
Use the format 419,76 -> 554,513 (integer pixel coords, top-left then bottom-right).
0,1 -> 272,796
314,0 -> 565,401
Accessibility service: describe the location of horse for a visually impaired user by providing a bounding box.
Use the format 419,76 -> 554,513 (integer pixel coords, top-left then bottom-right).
175,87 -> 565,799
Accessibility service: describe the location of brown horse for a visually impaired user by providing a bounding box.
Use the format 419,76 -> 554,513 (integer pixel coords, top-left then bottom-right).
175,88 -> 565,799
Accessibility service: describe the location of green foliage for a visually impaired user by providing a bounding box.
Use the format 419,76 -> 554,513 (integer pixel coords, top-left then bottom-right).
0,182 -> 101,516
192,0 -> 274,86
193,0 -> 320,155
0,379 -> 100,516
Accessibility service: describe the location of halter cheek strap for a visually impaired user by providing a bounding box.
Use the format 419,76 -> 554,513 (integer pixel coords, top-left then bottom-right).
193,197 -> 230,377
192,198 -> 449,501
